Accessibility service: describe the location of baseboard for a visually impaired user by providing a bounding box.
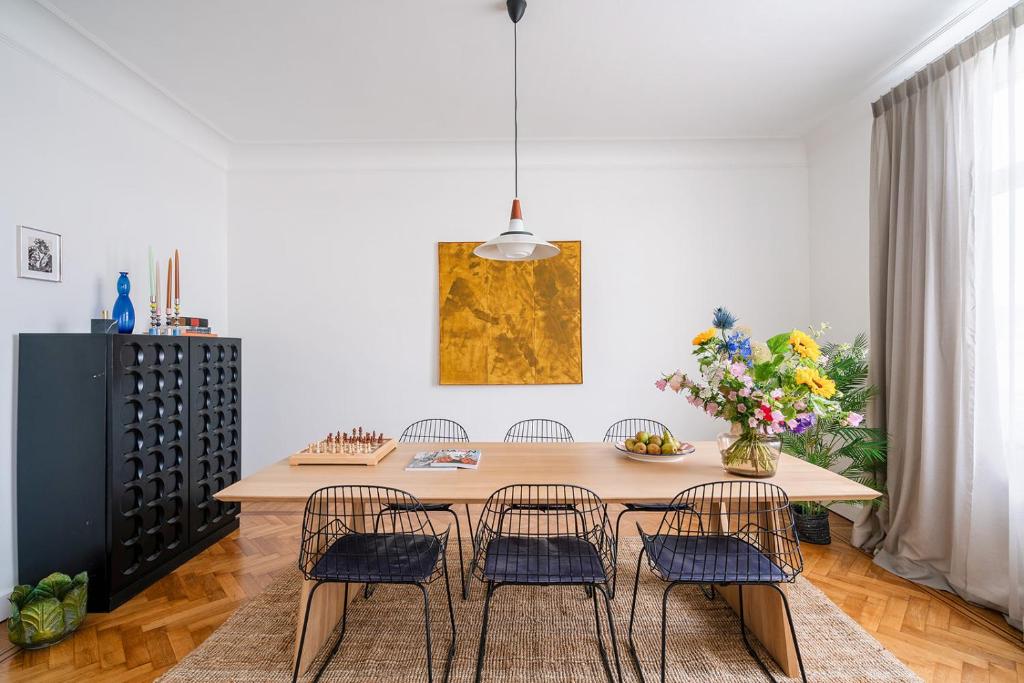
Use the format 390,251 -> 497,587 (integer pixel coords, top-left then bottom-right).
828,501 -> 860,522
0,589 -> 9,620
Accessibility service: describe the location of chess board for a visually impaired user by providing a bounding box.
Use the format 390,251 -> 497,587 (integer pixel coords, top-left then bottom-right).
288,429 -> 397,466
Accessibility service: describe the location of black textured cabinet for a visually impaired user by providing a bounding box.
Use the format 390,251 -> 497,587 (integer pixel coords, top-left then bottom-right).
17,334 -> 242,612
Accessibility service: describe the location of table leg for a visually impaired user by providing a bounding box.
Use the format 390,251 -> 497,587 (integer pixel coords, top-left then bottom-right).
708,501 -> 801,678
292,500 -> 366,676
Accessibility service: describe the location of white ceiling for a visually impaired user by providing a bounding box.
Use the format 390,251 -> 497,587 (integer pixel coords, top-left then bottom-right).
45,0 -> 972,143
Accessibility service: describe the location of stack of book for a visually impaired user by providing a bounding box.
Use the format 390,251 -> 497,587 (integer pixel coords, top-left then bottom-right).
172,316 -> 217,337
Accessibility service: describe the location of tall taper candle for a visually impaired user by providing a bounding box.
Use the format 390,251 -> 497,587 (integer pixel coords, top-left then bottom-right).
174,249 -> 180,300
166,257 -> 173,327
148,246 -> 154,301
155,259 -> 161,318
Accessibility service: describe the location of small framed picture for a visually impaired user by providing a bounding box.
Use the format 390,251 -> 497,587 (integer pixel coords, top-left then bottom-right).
17,225 -> 62,282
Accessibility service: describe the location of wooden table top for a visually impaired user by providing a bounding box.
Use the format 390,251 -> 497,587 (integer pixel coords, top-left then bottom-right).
216,441 -> 880,504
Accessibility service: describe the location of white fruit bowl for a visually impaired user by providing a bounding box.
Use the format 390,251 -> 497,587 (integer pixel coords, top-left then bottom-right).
613,440 -> 695,463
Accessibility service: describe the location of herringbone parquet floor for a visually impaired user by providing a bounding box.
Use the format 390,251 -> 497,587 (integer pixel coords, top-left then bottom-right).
1,505 -> 1021,682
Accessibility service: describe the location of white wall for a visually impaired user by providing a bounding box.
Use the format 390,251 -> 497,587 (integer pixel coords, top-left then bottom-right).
0,0 -> 228,618
227,140 -> 812,474
806,110 -> 873,342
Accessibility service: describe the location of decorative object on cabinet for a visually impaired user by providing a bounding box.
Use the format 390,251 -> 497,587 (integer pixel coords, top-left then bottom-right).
16,334 -> 242,611
438,240 -> 582,385
7,571 -> 88,649
17,225 -> 62,282
111,272 -> 136,334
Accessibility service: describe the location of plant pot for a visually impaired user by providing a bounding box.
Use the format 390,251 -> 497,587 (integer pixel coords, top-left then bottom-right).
717,425 -> 781,478
793,508 -> 831,545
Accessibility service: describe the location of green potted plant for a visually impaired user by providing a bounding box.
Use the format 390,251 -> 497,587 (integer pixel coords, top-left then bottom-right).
780,332 -> 887,543
8,572 -> 88,649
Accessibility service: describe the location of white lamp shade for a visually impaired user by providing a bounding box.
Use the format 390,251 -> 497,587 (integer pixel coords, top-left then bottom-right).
473,199 -> 560,261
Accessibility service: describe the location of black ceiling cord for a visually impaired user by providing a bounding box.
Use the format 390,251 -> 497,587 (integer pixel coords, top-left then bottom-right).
508,0 -> 526,198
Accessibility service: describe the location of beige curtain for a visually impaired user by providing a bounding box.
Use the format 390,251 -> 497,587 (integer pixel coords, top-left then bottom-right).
868,5 -> 1024,630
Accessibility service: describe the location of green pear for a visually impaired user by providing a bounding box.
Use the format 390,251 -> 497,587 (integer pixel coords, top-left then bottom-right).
636,431 -> 650,444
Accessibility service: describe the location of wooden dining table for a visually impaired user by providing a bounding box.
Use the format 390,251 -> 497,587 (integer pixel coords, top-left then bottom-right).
217,441 -> 880,677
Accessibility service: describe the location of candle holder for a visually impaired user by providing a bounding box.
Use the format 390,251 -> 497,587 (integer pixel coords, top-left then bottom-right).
148,297 -> 161,334
174,298 -> 180,331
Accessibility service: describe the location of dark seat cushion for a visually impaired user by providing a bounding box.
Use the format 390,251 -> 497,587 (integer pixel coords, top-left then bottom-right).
384,501 -> 453,512
310,534 -> 442,583
483,536 -> 606,584
622,502 -> 691,512
643,534 -> 790,583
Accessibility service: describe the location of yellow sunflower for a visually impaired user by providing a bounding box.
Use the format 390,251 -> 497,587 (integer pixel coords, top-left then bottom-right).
692,328 -> 717,346
788,329 -> 821,361
795,367 -> 836,398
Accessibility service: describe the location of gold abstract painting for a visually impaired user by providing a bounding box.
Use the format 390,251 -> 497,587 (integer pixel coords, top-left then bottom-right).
438,241 -> 582,385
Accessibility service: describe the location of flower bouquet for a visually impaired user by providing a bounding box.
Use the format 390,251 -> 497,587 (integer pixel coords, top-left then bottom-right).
657,307 -> 860,477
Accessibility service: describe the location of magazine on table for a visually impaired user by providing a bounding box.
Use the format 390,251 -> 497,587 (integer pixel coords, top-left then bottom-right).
405,449 -> 482,471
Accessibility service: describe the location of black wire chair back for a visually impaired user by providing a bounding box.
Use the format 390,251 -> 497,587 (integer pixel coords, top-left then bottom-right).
602,418 -> 672,443
298,485 -> 449,585
503,419 -> 574,443
470,484 -> 615,585
400,418 -> 470,443
641,480 -> 802,584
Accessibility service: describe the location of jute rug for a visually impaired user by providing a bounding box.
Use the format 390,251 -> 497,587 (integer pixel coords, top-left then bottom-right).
158,539 -> 920,682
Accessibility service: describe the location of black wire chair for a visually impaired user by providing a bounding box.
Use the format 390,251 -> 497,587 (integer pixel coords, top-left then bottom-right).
603,418 -> 691,597
625,481 -> 806,683
294,485 -> 456,683
469,484 -> 624,683
365,419 -> 472,599
503,418 -> 574,443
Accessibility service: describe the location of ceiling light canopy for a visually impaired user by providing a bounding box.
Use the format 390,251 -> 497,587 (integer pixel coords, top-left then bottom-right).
473,0 -> 559,262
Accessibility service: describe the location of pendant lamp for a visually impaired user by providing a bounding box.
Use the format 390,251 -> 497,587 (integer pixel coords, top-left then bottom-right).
473,0 -> 559,261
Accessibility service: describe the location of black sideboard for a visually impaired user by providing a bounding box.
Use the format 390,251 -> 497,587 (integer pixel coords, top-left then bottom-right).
17,334 -> 242,611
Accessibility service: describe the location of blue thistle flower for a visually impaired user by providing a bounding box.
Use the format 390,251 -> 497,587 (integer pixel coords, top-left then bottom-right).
712,307 -> 737,330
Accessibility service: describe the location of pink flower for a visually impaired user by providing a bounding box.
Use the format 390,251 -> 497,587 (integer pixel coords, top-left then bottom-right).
794,400 -> 806,410
771,410 -> 784,422
742,376 -> 754,388
739,387 -> 751,398
787,418 -> 798,429
687,395 -> 701,407
706,403 -> 720,416
668,373 -> 684,393
770,389 -> 783,400
736,404 -> 747,413
730,363 -> 747,378
846,412 -> 864,427
655,379 -> 668,391
748,417 -> 758,429
728,391 -> 738,401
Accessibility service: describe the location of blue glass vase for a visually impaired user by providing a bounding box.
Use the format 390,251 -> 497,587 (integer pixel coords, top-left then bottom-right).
112,272 -> 135,334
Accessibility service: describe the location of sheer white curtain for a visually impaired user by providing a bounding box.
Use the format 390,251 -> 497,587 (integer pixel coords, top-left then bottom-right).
976,11 -> 1024,630
869,5 -> 1024,631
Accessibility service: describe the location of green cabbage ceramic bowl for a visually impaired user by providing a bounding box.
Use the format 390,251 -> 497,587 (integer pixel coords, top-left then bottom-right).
8,572 -> 88,649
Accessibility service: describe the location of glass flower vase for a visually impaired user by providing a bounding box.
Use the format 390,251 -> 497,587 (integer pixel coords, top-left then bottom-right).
111,271 -> 135,334
717,424 -> 781,478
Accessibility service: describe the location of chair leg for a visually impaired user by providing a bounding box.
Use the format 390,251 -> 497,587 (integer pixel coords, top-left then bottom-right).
627,549 -> 647,683
591,585 -> 615,683
613,507 -> 631,598
442,508 -> 468,600
769,584 -> 808,683
292,581 -> 323,683
737,584 -> 777,683
306,582 -> 350,683
595,584 -> 625,683
441,550 -> 457,683
659,582 -> 682,683
417,584 -> 435,683
474,582 -> 497,683
465,503 -> 475,550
